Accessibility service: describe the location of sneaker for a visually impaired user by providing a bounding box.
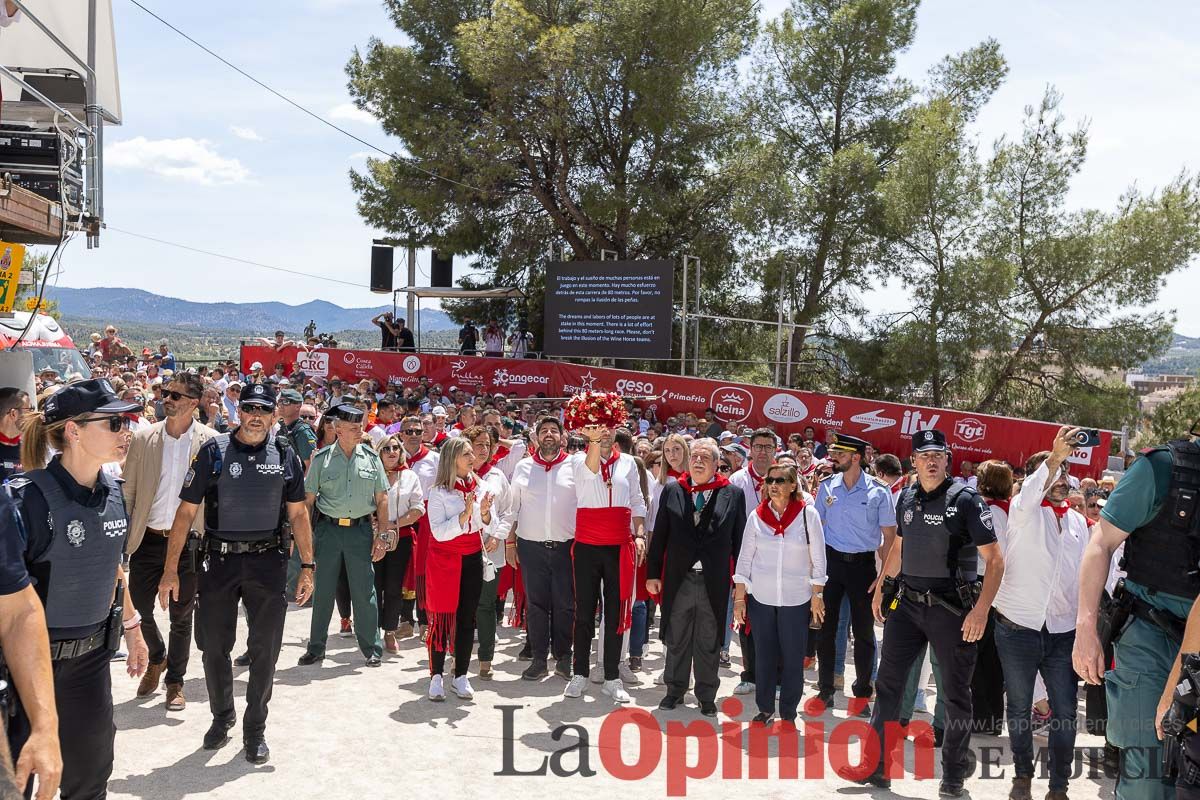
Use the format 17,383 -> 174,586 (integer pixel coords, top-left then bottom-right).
477,661 -> 493,681
751,712 -> 774,726
521,662 -> 549,681
397,622 -> 415,639
602,679 -> 632,703
564,674 -> 588,698
384,631 -> 399,654
618,661 -> 638,685
719,650 -> 731,667
554,658 -> 572,680
628,656 -> 642,671
452,675 -> 475,700
939,780 -> 965,798
733,681 -> 755,695
428,674 -> 445,702
340,618 -> 353,637
590,667 -> 605,684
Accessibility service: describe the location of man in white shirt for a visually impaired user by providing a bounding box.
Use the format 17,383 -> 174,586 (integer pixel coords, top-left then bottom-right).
993,427 -> 1089,800
507,417 -> 577,681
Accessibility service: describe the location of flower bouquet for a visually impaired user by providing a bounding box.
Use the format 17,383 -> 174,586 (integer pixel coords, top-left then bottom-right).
564,391 -> 629,431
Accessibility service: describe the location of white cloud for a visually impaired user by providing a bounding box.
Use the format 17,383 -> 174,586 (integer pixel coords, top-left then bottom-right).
329,103 -> 376,125
106,137 -> 250,185
348,151 -> 374,160
230,126 -> 264,142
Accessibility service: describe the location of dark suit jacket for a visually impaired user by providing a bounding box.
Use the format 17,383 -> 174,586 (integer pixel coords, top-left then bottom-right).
647,480 -> 746,645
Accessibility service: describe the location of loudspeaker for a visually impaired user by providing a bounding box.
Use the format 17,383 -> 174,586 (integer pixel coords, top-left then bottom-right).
431,251 -> 453,287
371,243 -> 393,294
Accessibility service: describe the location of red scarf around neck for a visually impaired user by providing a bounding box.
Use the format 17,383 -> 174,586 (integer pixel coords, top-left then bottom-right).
986,498 -> 1010,514
600,448 -> 621,485
454,476 -> 477,498
407,445 -> 430,463
680,472 -> 730,495
747,463 -> 766,493
532,449 -> 568,472
665,467 -> 687,481
0,432 -> 18,446
1041,498 -> 1070,518
476,461 -> 493,479
757,497 -> 806,535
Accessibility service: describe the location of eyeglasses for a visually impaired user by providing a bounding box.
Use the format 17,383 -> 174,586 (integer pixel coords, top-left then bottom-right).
381,445 -> 402,453
166,390 -> 198,401
79,415 -> 133,433
300,414 -> 317,421
238,405 -> 274,416
763,477 -> 791,485
751,443 -> 774,452
401,428 -> 422,436
1086,503 -> 1099,509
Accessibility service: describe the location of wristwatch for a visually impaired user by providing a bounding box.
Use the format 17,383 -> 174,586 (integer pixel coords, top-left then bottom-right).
300,562 -> 316,570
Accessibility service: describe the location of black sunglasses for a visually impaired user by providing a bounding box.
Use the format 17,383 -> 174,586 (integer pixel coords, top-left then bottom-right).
79,415 -> 133,433
166,390 -> 198,401
763,476 -> 791,485
300,414 -> 317,421
401,428 -> 422,436
381,445 -> 402,453
239,404 -> 274,416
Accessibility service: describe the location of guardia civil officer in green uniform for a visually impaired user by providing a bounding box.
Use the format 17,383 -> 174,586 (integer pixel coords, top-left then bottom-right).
277,388 -> 318,597
1076,433 -> 1198,800
298,403 -> 391,667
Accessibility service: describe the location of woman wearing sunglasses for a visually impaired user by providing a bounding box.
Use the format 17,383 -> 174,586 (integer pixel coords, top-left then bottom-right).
373,435 -> 425,654
733,462 -> 827,726
8,380 -> 150,798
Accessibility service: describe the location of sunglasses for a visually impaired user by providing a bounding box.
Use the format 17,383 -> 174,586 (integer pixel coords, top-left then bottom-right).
1086,503 -> 1100,509
166,390 -> 198,401
80,415 -> 133,433
718,465 -> 731,473
238,405 -> 274,416
381,445 -> 402,453
763,476 -> 791,485
300,414 -> 317,421
401,428 -> 422,436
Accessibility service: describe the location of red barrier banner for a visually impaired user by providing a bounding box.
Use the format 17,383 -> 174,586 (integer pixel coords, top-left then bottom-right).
242,346 -> 1112,478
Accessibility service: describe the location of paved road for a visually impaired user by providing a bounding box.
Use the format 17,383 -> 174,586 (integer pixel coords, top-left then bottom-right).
105,605 -> 1117,800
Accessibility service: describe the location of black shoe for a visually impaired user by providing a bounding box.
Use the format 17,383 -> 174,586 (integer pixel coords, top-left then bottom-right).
245,739 -> 270,765
365,655 -> 382,668
938,780 -> 964,797
751,712 -> 774,726
522,661 -> 549,681
699,701 -> 717,717
658,695 -> 682,711
233,652 -> 251,667
816,691 -> 835,709
855,770 -> 891,789
554,657 -> 572,680
518,642 -> 533,661
203,718 -> 235,750
854,701 -> 872,719
297,652 -> 324,666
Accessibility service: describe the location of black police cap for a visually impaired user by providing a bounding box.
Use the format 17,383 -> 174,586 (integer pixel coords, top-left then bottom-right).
42,379 -> 141,424
239,382 -> 277,409
828,432 -> 870,455
328,403 -> 365,423
912,428 -> 949,452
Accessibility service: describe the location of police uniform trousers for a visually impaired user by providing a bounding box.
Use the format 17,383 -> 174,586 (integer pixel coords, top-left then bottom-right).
868,596 -> 978,783
1107,580 -> 1193,800
374,536 -> 413,633
818,549 -> 877,699
195,546 -> 287,742
9,644 -> 114,800
571,542 -> 622,681
306,518 -> 382,659
128,531 -> 197,685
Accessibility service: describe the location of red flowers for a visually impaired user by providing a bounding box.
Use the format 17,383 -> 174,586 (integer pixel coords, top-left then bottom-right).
564,391 -> 630,431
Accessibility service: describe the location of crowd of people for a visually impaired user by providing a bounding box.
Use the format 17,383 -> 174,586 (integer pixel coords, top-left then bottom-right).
0,326 -> 1193,800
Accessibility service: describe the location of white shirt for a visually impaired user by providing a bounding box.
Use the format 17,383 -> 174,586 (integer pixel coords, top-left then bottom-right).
0,5 -> 20,27
386,470 -> 424,524
404,446 -> 440,496
494,439 -> 527,480
573,451 -> 647,521
510,454 -> 577,543
646,474 -> 669,532
485,330 -> 504,353
477,467 -> 514,565
734,502 -> 828,606
993,461 -> 1089,633
147,423 -> 195,529
729,464 -> 767,512
426,482 -> 499,543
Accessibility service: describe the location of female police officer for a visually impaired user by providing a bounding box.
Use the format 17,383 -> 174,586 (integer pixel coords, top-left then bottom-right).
7,379 -> 150,799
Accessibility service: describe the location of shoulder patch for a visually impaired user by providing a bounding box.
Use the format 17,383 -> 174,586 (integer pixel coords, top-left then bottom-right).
5,476 -> 31,491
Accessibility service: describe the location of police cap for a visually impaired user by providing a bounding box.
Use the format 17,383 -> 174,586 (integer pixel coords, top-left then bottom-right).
328,403 -> 365,424
279,388 -> 304,404
240,382 -> 277,409
912,428 -> 949,453
42,379 -> 141,424
828,432 -> 869,456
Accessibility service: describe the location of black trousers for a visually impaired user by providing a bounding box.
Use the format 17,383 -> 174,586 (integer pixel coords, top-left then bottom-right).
971,609 -> 1004,733
429,553 -> 483,677
739,625 -> 757,683
517,537 -> 574,663
10,644 -> 113,800
664,572 -> 721,702
195,547 -> 287,742
374,537 -> 412,632
572,542 -> 621,681
870,597 -> 978,783
128,532 -> 196,685
819,551 -> 877,698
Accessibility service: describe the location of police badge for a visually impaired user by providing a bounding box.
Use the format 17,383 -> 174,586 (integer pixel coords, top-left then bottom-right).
903,507 -> 914,525
66,519 -> 86,547
229,462 -> 243,478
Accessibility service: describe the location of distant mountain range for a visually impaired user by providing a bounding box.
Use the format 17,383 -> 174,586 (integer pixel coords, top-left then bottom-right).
46,287 -> 456,334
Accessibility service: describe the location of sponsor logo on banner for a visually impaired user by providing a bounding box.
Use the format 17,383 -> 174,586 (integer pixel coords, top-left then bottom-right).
850,409 -> 896,433
561,371 -> 600,395
664,390 -> 706,404
343,351 -> 357,365
449,358 -> 484,387
616,378 -> 655,396
1068,447 -> 1094,466
810,398 -> 844,430
402,355 -> 421,374
954,418 -> 987,443
901,410 -> 940,437
763,393 -> 810,424
492,368 -> 550,389
709,387 -> 753,422
296,350 -> 329,378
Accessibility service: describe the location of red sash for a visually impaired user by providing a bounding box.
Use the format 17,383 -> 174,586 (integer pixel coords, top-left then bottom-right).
575,506 -> 635,633
425,532 -> 483,657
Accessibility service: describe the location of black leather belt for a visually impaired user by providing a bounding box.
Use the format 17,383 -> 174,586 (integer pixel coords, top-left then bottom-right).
146,527 -> 170,537
529,539 -> 568,548
205,537 -> 281,555
826,546 -> 875,564
49,630 -> 108,661
317,512 -> 372,528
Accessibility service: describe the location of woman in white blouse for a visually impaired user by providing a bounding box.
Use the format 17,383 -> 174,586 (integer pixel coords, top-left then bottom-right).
733,463 -> 827,726
425,437 -> 497,701
463,424 -> 512,680
373,435 -> 425,655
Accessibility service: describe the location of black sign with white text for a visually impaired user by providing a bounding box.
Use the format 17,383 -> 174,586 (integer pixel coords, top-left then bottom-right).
543,260 -> 674,359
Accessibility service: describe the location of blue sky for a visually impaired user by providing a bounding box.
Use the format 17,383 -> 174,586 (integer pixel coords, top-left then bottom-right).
52,0 -> 1200,333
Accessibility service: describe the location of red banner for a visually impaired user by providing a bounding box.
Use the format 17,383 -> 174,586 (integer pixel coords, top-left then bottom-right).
242,346 -> 1112,478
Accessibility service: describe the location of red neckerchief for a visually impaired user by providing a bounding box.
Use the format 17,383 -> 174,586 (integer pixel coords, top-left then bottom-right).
680,472 -> 731,495
891,478 -> 905,496
452,421 -> 465,431
532,449 -> 568,472
390,463 -> 409,475
800,462 -> 816,477
1042,498 -> 1070,518
430,431 -> 448,445
476,461 -> 493,479
747,464 -> 766,495
454,476 -> 477,498
407,445 -> 430,463
493,445 -> 511,464
986,498 -> 1010,514
757,497 -> 806,535
1086,516 -> 1097,528
600,448 -> 621,485
0,433 -> 18,446
666,467 -> 686,480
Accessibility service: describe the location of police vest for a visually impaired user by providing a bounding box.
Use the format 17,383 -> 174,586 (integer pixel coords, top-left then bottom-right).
210,433 -> 288,541
1123,440 -> 1200,599
20,469 -> 128,630
898,481 -> 979,582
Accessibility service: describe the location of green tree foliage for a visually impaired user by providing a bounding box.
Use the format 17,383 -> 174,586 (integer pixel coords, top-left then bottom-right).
1149,386 -> 1200,446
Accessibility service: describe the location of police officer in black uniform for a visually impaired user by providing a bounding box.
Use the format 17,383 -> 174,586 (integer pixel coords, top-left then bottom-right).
157,382 -> 314,765
860,430 -> 1004,796
6,379 -> 150,799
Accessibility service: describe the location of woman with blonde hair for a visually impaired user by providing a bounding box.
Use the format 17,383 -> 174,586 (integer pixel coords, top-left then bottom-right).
373,434 -> 425,654
661,433 -> 690,481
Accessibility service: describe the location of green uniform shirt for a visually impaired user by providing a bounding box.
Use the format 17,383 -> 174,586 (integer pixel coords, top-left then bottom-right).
305,443 -> 388,519
286,419 -> 318,464
1100,449 -> 1173,533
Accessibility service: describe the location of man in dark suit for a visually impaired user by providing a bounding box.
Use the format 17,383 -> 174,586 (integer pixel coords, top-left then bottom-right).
646,437 -> 747,716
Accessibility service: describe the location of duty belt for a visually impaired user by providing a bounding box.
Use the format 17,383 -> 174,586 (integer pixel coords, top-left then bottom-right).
825,546 -> 876,564
901,586 -> 965,616
205,536 -> 282,555
318,512 -> 372,528
49,629 -> 108,661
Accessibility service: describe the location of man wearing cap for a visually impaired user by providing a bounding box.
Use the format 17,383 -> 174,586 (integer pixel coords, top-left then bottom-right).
860,429 -> 1003,795
157,381 -> 314,764
815,432 -> 897,713
276,389 -> 318,470
299,404 -> 390,668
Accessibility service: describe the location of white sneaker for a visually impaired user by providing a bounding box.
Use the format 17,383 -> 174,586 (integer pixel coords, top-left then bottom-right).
602,679 -> 632,703
618,662 -> 638,685
452,675 -> 475,700
428,674 -> 445,702
564,674 -> 588,698
733,681 -> 755,695
590,665 -> 605,684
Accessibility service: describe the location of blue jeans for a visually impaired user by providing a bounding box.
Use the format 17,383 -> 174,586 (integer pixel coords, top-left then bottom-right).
994,619 -> 1079,791
834,594 -> 879,680
630,600 -> 648,658
747,596 -> 810,720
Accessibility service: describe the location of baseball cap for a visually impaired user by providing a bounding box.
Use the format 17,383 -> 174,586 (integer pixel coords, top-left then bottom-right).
718,431 -> 735,442
250,361 -> 263,371
42,378 -> 141,424
722,443 -> 748,460
239,382 -> 276,409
